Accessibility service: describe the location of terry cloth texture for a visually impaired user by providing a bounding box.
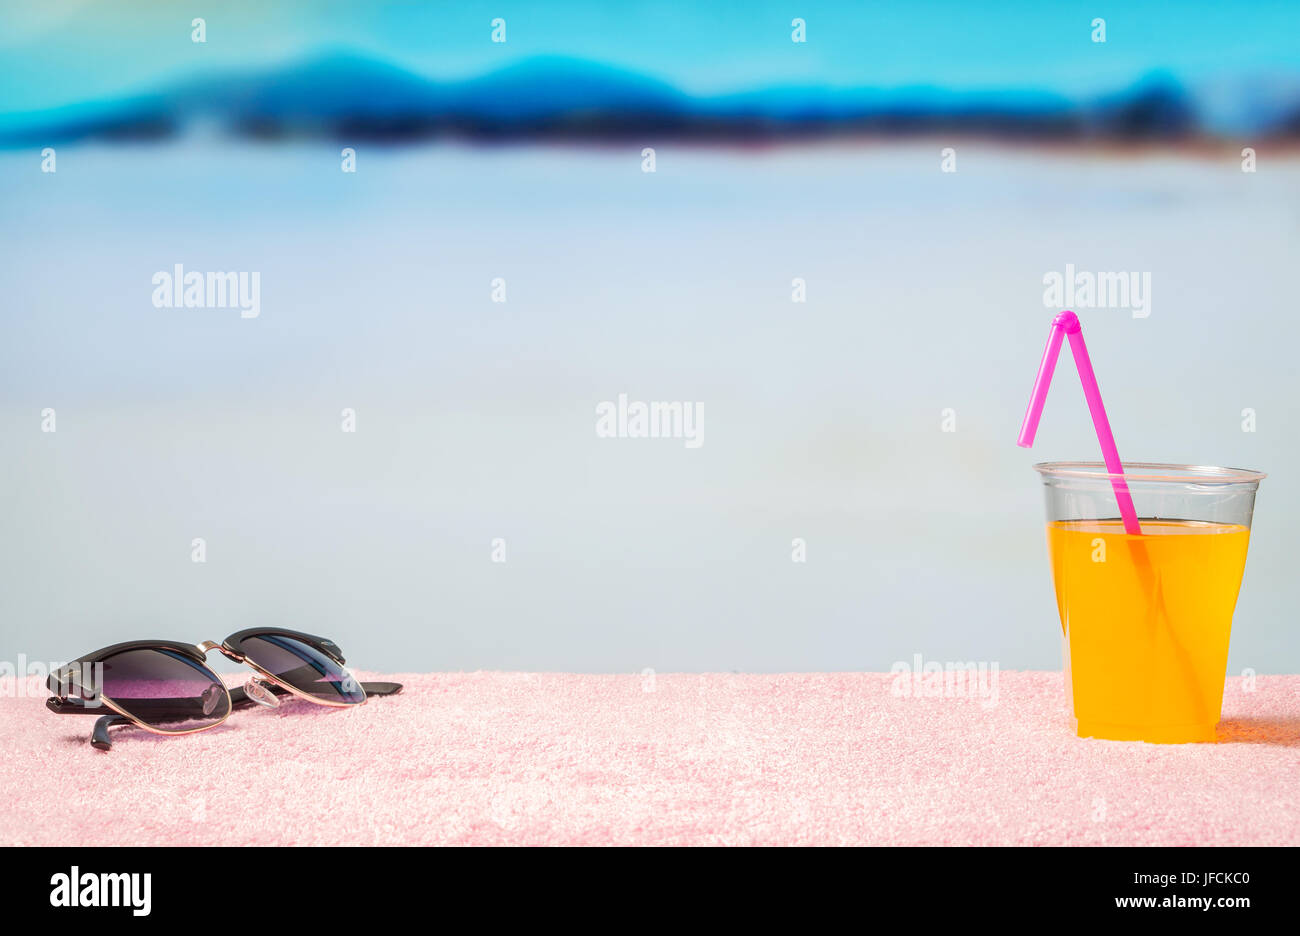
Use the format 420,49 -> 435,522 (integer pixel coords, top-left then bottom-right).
5,671 -> 1298,845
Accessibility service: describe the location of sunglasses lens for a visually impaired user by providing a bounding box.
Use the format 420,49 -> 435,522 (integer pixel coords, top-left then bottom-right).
99,648 -> 231,732
239,634 -> 365,704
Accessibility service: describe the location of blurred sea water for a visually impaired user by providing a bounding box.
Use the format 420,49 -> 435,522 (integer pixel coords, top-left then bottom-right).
1,139 -> 1297,672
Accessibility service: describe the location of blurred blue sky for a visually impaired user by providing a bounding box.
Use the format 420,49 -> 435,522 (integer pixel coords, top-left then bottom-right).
4,0 -> 1300,113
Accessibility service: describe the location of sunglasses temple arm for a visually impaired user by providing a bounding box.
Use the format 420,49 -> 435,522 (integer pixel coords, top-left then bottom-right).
361,681 -> 403,696
222,680 -> 400,708
88,681 -> 403,751
91,713 -> 132,751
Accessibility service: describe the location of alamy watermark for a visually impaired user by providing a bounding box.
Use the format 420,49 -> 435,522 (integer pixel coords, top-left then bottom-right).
1043,264 -> 1150,318
595,393 -> 703,449
152,264 -> 260,319
50,867 -> 151,916
890,653 -> 1000,709
1,656 -> 102,701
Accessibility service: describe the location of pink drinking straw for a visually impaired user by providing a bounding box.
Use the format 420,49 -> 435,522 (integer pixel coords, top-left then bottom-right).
1017,311 -> 1143,535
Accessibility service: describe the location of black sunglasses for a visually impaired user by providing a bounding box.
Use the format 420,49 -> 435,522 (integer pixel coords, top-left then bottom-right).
46,627 -> 401,750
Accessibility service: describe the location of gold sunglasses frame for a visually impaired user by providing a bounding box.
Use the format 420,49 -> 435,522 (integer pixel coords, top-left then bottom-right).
51,630 -> 370,741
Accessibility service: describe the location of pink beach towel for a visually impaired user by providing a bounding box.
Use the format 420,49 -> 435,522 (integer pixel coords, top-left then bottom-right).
4,671 -> 1298,846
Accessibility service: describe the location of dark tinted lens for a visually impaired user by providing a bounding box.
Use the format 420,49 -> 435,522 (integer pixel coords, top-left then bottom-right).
239,634 -> 365,704
100,648 -> 231,732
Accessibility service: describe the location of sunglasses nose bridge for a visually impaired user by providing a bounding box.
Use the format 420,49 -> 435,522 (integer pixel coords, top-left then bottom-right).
196,640 -> 244,662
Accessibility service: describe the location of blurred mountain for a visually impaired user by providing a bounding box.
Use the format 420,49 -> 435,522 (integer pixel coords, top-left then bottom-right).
1085,73 -> 1198,141
2,52 -> 1297,147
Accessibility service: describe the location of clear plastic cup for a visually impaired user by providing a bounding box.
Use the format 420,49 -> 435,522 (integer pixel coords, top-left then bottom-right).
1034,462 -> 1265,743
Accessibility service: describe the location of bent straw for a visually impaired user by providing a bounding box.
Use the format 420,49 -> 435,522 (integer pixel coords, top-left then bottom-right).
1018,311 -> 1142,535
1017,313 -> 1200,735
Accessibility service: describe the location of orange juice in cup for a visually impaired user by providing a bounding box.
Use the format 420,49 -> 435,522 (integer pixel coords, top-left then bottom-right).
1016,312 -> 1264,743
1036,464 -> 1263,742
